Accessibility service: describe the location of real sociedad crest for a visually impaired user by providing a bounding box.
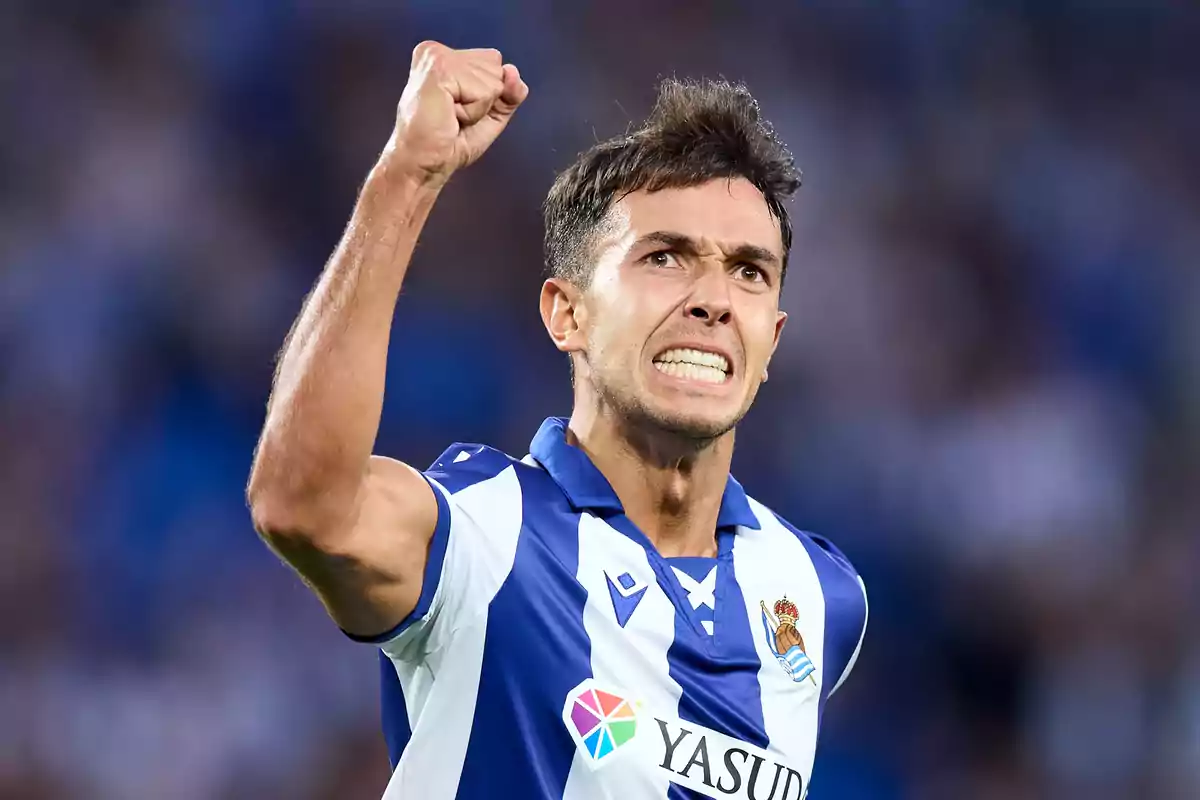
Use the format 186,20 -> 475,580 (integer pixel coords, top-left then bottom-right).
760,596 -> 817,684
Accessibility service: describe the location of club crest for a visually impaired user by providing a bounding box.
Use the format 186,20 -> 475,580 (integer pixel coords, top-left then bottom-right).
760,596 -> 817,684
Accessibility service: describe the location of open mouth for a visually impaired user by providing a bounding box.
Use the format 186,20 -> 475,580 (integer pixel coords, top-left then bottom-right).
652,348 -> 731,385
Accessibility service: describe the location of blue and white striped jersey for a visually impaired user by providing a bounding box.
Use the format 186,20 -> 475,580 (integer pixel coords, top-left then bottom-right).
365,417 -> 868,800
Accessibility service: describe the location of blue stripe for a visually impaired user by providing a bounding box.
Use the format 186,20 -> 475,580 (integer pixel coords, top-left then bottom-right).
379,652 -> 410,768
601,522 -> 770,800
454,463 -> 592,798
667,555 -> 717,582
425,444 -> 515,493
776,516 -> 867,728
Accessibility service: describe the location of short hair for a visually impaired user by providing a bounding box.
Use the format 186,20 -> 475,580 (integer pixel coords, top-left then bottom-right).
543,77 -> 801,287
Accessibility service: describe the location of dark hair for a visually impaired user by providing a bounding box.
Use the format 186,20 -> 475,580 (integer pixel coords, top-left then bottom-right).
543,77 -> 801,287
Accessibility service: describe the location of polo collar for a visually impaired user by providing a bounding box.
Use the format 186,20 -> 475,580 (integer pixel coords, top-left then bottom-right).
528,417 -> 761,531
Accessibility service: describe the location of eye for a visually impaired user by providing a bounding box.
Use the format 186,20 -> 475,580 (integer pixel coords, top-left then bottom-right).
736,263 -> 767,283
645,249 -> 679,268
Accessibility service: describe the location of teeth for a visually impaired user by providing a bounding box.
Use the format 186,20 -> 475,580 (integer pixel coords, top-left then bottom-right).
654,348 -> 729,373
654,360 -> 727,384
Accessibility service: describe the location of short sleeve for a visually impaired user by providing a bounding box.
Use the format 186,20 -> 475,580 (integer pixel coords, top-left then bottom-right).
352,444 -> 525,662
807,533 -> 868,697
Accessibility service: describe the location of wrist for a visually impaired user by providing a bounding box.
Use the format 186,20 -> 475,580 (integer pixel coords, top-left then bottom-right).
362,154 -> 445,226
371,145 -> 451,195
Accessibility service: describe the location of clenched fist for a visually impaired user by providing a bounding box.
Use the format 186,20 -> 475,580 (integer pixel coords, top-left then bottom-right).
384,41 -> 529,186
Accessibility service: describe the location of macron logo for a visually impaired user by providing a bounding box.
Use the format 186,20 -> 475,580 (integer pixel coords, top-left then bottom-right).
605,571 -> 647,628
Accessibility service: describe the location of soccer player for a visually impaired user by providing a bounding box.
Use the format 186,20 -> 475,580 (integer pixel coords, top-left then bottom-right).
248,41 -> 867,800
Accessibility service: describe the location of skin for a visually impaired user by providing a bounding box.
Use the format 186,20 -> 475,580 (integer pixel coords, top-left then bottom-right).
541,179 -> 788,557
247,43 -> 529,637
247,41 -> 788,642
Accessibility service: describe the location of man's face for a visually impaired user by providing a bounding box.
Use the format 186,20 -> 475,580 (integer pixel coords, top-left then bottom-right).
561,178 -> 788,441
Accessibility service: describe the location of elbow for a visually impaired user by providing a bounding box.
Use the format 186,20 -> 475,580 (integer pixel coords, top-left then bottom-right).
246,434 -> 366,549
246,477 -> 311,550
247,458 -> 320,545
247,437 -> 311,536
245,463 -> 357,552
247,485 -> 297,543
247,483 -> 365,584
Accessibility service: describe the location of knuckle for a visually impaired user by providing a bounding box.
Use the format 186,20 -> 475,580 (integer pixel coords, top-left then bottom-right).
413,40 -> 445,65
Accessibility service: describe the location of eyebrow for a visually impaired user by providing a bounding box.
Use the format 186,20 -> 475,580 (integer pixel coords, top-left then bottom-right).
633,230 -> 782,269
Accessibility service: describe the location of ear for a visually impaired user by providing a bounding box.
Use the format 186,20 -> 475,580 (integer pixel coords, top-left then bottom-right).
540,278 -> 588,354
763,310 -> 787,382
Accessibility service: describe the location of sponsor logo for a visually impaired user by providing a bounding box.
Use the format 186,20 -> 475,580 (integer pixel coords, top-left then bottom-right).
605,570 -> 647,628
760,596 -> 816,684
562,679 -> 806,800
562,681 -> 640,765
655,716 -> 806,800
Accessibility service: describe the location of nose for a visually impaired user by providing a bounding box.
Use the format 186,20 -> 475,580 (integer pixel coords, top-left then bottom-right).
685,270 -> 733,326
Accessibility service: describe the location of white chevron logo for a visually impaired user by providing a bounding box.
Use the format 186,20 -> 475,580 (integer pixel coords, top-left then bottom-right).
672,565 -> 717,612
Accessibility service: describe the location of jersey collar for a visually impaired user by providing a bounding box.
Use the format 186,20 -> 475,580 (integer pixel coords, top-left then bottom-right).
529,416 -> 761,531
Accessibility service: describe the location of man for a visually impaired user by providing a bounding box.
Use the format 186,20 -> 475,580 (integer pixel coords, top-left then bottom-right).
248,41 -> 867,800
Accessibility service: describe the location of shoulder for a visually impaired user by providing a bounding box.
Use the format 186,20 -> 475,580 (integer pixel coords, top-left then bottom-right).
744,495 -> 863,587
424,442 -> 520,492
744,495 -> 869,695
424,442 -> 550,497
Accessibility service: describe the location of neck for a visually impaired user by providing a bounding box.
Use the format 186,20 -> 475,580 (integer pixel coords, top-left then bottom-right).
566,404 -> 734,558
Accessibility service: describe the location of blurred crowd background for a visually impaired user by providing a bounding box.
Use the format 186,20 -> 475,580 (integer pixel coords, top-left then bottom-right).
2,1 -> 1198,798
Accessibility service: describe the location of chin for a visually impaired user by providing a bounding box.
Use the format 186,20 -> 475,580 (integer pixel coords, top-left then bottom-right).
635,401 -> 743,442
594,371 -> 750,443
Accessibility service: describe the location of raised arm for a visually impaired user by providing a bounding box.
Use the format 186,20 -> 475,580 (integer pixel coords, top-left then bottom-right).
246,42 -> 528,638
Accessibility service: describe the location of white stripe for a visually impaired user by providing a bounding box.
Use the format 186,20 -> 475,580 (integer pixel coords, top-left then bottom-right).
562,514 -> 681,800
829,576 -> 868,697
390,657 -> 434,734
732,498 -> 826,787
380,467 -> 524,800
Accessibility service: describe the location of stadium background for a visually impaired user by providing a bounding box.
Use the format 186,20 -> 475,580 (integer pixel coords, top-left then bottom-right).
2,2 -> 1198,798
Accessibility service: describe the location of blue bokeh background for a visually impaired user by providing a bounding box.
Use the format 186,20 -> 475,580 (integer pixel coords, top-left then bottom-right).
2,2 -> 1198,798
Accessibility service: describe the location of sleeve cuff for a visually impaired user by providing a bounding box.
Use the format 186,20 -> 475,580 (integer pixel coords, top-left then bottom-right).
343,473 -> 453,645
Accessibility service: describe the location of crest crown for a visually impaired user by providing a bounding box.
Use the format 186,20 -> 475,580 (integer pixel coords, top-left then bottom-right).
773,597 -> 798,624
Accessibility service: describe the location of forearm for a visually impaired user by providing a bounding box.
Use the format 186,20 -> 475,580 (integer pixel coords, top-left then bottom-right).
248,159 -> 441,531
